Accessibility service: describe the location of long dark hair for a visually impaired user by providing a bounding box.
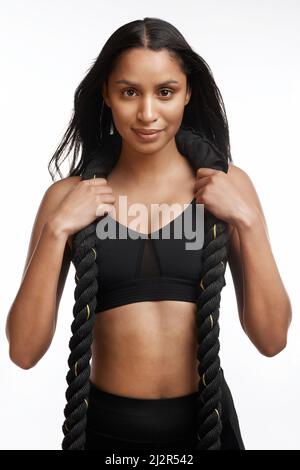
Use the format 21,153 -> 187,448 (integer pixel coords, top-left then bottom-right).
51,17 -> 232,450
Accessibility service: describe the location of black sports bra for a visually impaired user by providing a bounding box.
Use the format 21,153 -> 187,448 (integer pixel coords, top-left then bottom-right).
94,197 -> 204,313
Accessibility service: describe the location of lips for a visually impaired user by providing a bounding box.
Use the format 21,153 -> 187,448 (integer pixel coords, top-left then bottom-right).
132,129 -> 163,142
133,129 -> 162,135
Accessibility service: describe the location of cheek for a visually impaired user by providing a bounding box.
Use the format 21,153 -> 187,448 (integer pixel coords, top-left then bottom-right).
163,96 -> 187,119
110,104 -> 130,124
109,96 -> 131,122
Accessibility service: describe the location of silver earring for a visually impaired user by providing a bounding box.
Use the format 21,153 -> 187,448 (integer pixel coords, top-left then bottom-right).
110,120 -> 114,135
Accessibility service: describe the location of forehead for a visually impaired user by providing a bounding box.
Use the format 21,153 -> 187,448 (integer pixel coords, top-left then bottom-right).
109,48 -> 185,84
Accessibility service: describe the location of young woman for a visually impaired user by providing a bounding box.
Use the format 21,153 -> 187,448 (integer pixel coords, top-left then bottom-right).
6,17 -> 292,452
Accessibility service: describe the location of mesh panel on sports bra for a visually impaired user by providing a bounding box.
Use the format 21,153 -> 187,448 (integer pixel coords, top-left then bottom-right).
136,238 -> 161,278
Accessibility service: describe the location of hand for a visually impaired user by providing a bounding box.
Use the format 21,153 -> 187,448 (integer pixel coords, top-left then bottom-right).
194,165 -> 254,225
52,178 -> 116,236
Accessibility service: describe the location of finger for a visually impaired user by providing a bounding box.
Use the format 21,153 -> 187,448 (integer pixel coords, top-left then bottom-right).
194,175 -> 211,191
97,186 -> 114,194
88,177 -> 108,185
194,189 -> 203,203
99,193 -> 116,203
96,203 -> 115,217
196,168 -> 218,177
194,188 -> 207,203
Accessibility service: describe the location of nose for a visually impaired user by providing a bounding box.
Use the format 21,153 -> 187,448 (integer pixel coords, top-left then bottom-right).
137,96 -> 158,123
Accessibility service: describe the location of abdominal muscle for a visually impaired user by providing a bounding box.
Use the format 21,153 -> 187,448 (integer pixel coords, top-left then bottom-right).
90,300 -> 200,399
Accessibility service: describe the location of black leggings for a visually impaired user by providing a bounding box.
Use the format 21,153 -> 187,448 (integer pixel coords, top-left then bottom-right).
84,371 -> 245,451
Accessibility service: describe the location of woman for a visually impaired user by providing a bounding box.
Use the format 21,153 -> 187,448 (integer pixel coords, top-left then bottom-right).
6,17 -> 292,452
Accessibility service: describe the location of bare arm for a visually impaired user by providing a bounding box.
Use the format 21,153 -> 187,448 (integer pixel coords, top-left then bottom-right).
5,177 -> 80,369
227,164 -> 292,357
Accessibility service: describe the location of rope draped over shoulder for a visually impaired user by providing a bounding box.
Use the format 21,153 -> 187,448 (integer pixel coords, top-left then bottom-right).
61,126 -> 230,450
176,128 -> 230,450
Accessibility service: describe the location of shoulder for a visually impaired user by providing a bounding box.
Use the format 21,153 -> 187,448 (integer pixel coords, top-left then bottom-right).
44,175 -> 81,215
226,162 -> 259,235
21,176 -> 82,282
226,162 -> 268,317
227,161 -> 252,185
44,176 -> 82,249
37,175 -> 81,225
227,162 -> 258,197
46,175 -> 81,199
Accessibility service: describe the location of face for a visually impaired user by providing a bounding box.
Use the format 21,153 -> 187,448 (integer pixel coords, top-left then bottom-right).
101,48 -> 192,152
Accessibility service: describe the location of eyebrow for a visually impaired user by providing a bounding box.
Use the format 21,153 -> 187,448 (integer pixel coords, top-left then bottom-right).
115,79 -> 179,87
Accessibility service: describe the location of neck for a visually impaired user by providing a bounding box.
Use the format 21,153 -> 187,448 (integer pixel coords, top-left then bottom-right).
109,138 -> 193,187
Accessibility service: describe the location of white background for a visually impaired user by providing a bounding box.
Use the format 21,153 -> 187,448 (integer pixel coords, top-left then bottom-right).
0,0 -> 299,450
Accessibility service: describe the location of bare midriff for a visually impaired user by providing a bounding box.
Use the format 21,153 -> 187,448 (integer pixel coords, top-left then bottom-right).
90,300 -> 200,399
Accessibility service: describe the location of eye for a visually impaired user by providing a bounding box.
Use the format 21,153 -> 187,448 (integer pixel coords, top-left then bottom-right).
121,88 -> 174,98
122,88 -> 137,98
159,89 -> 174,98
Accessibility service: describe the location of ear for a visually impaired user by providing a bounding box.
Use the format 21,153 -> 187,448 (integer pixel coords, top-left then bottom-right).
185,85 -> 192,106
102,81 -> 111,108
